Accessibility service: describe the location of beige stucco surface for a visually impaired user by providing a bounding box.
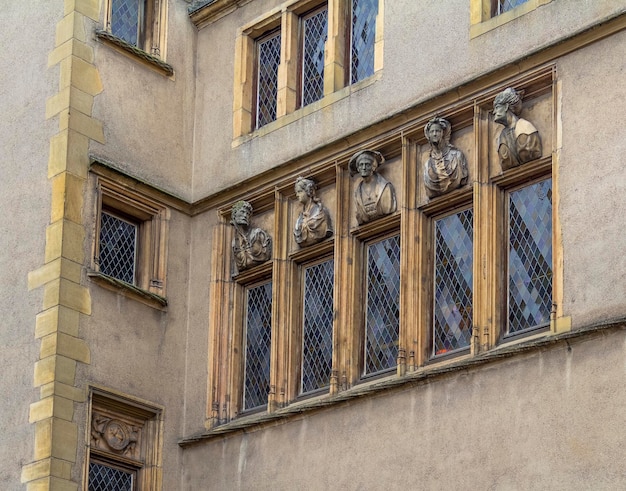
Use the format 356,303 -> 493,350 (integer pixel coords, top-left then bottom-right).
0,2 -> 62,488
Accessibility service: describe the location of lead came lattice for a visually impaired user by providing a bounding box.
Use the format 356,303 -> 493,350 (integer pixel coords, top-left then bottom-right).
99,212 -> 137,284
302,259 -> 334,393
257,32 -> 281,128
244,281 -> 273,410
88,463 -> 133,491
365,235 -> 400,375
110,0 -> 140,46
433,209 -> 473,355
301,7 -> 328,106
351,0 -> 378,83
508,179 -> 552,334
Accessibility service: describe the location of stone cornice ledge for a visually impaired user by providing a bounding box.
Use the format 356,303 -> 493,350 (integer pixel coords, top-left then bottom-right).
188,0 -> 254,29
179,318 -> 626,447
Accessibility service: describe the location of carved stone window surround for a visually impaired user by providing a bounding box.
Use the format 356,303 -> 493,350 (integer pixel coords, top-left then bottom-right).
470,0 -> 554,38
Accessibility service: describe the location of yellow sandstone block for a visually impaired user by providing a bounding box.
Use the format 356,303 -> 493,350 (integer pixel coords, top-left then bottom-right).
44,220 -> 85,265
40,382 -> 86,403
67,110 -> 104,144
43,278 -> 91,315
46,88 -> 71,120
66,0 -> 100,21
55,12 -> 86,46
50,172 -> 86,225
34,355 -> 77,387
36,306 -> 80,339
70,57 -> 103,96
27,477 -> 77,491
48,130 -> 90,179
40,332 -> 90,364
30,396 -> 75,423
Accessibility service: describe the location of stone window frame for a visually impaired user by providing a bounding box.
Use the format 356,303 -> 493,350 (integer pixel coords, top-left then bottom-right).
85,387 -> 163,491
470,0 -> 554,38
89,165 -> 170,309
232,0 -> 384,139
95,0 -> 173,76
207,65 -> 564,430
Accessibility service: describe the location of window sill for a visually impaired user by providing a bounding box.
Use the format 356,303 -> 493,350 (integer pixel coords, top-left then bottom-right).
178,317 -> 624,447
95,30 -> 174,77
88,271 -> 168,310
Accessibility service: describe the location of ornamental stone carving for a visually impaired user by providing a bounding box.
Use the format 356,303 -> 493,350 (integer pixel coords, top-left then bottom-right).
423,117 -> 469,198
91,412 -> 141,460
293,176 -> 333,247
349,150 -> 397,225
493,87 -> 542,169
231,200 -> 272,272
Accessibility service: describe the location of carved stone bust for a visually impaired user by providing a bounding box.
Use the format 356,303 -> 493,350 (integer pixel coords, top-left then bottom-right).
349,150 -> 397,225
293,176 -> 333,247
423,117 -> 469,198
493,87 -> 542,170
231,200 -> 272,272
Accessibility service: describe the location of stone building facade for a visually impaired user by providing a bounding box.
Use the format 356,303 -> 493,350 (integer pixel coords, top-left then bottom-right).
2,0 -> 626,489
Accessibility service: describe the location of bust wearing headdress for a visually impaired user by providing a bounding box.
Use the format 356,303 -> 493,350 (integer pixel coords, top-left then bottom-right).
493,87 -> 542,169
349,150 -> 397,225
423,117 -> 468,198
293,177 -> 333,247
230,200 -> 272,272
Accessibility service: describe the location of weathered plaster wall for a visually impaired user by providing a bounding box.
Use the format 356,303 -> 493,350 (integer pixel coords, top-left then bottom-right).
182,327 -> 626,490
0,2 -> 61,488
190,0 -> 626,199
89,0 -> 197,201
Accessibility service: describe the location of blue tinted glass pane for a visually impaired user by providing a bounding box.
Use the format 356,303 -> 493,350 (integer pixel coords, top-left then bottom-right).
244,281 -> 273,410
99,212 -> 137,284
433,209 -> 473,355
365,235 -> 400,375
256,32 -> 282,128
497,0 -> 529,15
89,463 -> 133,491
111,0 -> 140,46
351,0 -> 378,83
302,8 -> 328,106
508,179 -> 552,334
302,259 -> 334,393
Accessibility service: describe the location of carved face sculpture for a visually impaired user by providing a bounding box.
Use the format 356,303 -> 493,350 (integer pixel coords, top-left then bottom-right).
232,203 -> 252,226
427,122 -> 444,145
356,154 -> 377,178
295,179 -> 315,205
493,103 -> 509,126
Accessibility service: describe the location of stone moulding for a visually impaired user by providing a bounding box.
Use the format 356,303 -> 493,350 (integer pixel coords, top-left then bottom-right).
188,0 -> 254,28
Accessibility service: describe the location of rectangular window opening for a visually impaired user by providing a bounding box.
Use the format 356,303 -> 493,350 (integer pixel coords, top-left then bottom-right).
492,0 -> 529,16
301,258 -> 334,394
506,178 -> 552,336
98,210 -> 138,285
364,234 -> 400,376
255,29 -> 282,129
88,460 -> 137,491
243,280 -> 273,411
350,0 -> 378,84
300,5 -> 328,107
433,208 -> 474,357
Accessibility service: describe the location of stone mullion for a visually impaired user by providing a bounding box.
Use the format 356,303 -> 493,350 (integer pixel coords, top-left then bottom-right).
474,105 -> 498,353
277,10 -> 299,117
334,163 -> 358,390
324,0 -> 348,95
269,191 -> 290,411
206,221 -> 230,428
373,0 -> 384,73
399,137 -> 419,373
233,33 -> 254,137
24,1 -> 103,489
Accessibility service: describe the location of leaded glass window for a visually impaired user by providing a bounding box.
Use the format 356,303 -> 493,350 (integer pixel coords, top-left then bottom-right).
507,179 -> 552,335
256,31 -> 282,129
364,234 -> 400,375
110,0 -> 143,47
99,211 -> 138,285
351,0 -> 378,84
89,462 -> 134,491
301,6 -> 328,107
301,258 -> 334,393
493,0 -> 529,15
433,208 -> 473,356
244,281 -> 273,410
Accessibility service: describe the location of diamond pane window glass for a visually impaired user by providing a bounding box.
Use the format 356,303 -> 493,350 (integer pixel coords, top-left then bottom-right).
99,211 -> 137,285
351,0 -> 378,84
365,234 -> 400,375
88,463 -> 134,491
433,209 -> 473,356
302,259 -> 334,393
110,0 -> 140,46
494,0 -> 529,15
301,7 -> 328,106
508,179 -> 552,334
256,31 -> 282,129
244,281 -> 273,410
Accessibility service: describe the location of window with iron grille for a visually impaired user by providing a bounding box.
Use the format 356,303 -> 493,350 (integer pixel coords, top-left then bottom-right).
90,172 -> 170,306
103,0 -> 167,58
